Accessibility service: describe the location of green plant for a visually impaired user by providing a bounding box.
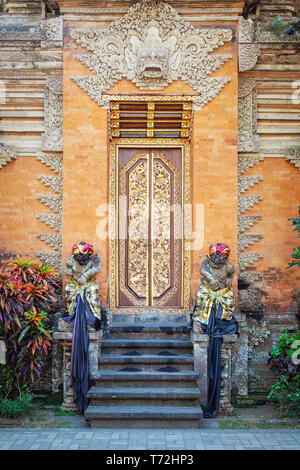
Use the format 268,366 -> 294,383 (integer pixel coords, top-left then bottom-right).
0,392 -> 33,418
271,16 -> 290,36
0,256 -> 60,399
219,418 -> 298,430
266,330 -> 300,417
287,206 -> 300,269
54,405 -> 77,416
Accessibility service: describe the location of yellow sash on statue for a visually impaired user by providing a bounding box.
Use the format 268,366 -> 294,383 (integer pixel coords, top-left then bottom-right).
65,277 -> 101,319
193,279 -> 234,325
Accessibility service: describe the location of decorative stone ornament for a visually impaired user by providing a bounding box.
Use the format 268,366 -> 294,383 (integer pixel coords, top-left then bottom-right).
238,76 -> 259,153
238,17 -> 260,72
42,76 -> 63,152
0,143 -> 18,169
70,0 -> 233,108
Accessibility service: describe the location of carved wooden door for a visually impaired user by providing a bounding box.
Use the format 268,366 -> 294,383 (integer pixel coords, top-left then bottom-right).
118,147 -> 182,309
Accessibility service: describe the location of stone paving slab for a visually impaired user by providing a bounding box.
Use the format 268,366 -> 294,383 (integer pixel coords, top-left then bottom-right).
0,428 -> 299,450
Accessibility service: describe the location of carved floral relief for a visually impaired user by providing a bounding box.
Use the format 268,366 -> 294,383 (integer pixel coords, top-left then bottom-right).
70,0 -> 233,109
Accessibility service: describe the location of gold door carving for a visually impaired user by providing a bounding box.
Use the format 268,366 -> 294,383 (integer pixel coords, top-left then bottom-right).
110,140 -> 191,313
118,148 -> 181,308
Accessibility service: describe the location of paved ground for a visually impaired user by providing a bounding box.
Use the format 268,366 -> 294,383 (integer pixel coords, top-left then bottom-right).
0,427 -> 300,450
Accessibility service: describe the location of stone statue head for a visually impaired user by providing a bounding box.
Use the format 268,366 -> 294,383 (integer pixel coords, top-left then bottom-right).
72,241 -> 94,265
127,23 -> 178,87
208,243 -> 230,269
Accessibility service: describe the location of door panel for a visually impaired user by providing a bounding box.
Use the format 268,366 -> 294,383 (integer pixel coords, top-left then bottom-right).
118,147 -> 182,309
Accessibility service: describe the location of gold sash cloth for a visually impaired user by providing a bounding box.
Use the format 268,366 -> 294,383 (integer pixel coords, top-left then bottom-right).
193,279 -> 234,325
65,277 -> 101,320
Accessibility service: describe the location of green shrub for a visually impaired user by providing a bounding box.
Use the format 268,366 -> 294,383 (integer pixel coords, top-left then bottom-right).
0,257 -> 60,399
287,206 -> 300,269
0,392 -> 33,418
266,330 -> 300,418
54,406 -> 77,416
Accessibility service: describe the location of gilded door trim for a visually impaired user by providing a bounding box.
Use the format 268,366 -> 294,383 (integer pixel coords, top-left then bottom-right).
109,138 -> 191,314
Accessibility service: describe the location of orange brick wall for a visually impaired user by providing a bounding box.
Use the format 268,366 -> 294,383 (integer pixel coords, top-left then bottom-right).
63,21 -> 238,309
63,23 -> 110,305
0,156 -> 59,261
191,33 -> 238,300
1,19 -> 297,316
240,157 -> 300,314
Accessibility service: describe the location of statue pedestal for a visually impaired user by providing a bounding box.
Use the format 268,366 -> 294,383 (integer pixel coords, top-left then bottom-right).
53,317 -> 102,411
192,327 -> 238,416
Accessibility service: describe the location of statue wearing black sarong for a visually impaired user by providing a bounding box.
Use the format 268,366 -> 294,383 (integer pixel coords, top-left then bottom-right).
193,243 -> 238,418
63,242 -> 101,414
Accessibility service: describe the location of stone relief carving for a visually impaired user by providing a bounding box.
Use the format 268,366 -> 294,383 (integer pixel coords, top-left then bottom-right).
238,17 -> 260,72
71,0 -> 233,108
238,130 -> 259,152
239,253 -> 263,272
238,17 -> 256,43
36,214 -> 61,232
0,18 -> 63,47
0,143 -> 18,169
239,195 -> 263,215
238,77 -> 259,153
239,175 -> 264,194
238,148 -> 264,279
283,148 -> 300,171
238,153 -> 264,175
35,151 -> 63,270
247,318 -> 270,356
256,21 -> 300,43
40,17 -> 63,48
239,234 -> 263,251
239,215 -> 262,233
42,76 -> 63,152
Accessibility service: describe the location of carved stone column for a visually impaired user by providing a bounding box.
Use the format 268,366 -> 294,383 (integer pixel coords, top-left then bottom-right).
192,330 -> 209,406
219,336 -> 238,416
53,318 -> 102,410
193,327 -> 238,415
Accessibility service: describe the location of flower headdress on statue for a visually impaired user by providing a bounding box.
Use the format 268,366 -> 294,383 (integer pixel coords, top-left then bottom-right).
209,243 -> 230,258
72,242 -> 94,256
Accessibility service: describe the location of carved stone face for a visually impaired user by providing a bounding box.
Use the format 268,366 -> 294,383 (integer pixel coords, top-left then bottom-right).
74,252 -> 90,265
209,253 -> 228,269
137,45 -> 169,79
73,242 -> 92,265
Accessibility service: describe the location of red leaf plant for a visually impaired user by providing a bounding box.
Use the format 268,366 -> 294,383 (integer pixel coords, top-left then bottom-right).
0,256 -> 60,398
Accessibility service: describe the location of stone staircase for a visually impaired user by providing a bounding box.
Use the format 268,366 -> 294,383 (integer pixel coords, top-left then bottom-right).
85,314 -> 203,428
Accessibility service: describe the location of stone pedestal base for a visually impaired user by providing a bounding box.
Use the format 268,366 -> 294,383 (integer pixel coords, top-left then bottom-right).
192,324 -> 238,417
53,317 -> 102,411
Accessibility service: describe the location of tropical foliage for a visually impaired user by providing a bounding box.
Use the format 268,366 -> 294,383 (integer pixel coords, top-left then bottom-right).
287,206 -> 300,269
0,256 -> 59,399
267,329 -> 300,417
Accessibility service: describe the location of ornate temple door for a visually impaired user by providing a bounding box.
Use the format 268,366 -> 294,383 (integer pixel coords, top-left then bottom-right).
117,147 -> 183,309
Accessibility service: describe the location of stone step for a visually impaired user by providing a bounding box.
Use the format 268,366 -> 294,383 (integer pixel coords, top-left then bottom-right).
85,405 -> 203,429
90,370 -> 199,388
108,323 -> 190,340
111,313 -> 188,324
101,338 -> 193,354
88,386 -> 201,406
98,353 -> 194,371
